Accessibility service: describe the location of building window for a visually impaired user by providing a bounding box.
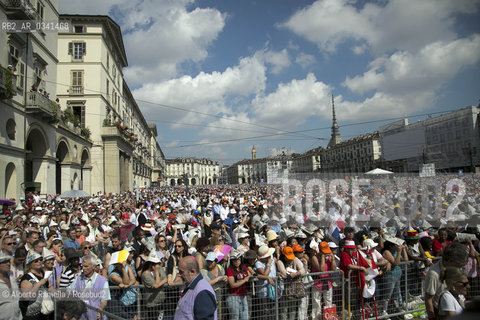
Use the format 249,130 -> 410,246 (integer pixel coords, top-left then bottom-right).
33,65 -> 46,90
70,105 -> 86,128
74,25 -> 85,33
9,44 -> 24,90
106,54 -> 110,70
106,80 -> 110,102
6,119 -> 16,140
16,62 -> 25,90
37,1 -> 45,22
70,70 -> 84,94
68,42 -> 86,61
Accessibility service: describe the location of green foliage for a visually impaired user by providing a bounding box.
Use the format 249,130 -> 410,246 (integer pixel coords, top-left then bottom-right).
73,116 -> 80,128
81,127 -> 91,139
63,108 -> 75,122
51,101 -> 59,118
4,68 -> 16,98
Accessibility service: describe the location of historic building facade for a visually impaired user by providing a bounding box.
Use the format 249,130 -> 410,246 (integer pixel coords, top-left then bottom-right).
321,132 -> 382,173
380,106 -> 480,173
0,8 -> 165,200
57,15 -> 165,193
0,0 -> 93,199
291,147 -> 323,174
165,158 -> 219,186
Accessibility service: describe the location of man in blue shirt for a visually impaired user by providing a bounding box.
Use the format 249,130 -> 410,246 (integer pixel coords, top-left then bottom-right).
63,228 -> 80,250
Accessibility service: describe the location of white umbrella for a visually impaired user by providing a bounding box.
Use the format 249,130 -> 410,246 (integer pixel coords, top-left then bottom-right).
365,168 -> 394,175
59,189 -> 90,198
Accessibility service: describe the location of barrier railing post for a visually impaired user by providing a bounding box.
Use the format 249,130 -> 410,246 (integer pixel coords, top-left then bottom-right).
54,296 -> 57,320
347,270 -> 351,320
136,287 -> 141,319
403,262 -> 408,311
274,277 -> 279,320
341,271 -> 346,320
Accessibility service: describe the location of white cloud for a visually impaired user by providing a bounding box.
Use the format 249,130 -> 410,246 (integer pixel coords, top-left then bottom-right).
344,35 -> 480,95
122,5 -> 226,86
282,0 -> 378,53
252,73 -> 332,126
295,53 -> 316,69
283,0 -> 480,55
263,49 -> 291,74
340,35 -> 480,120
61,0 -> 227,87
133,54 -> 267,123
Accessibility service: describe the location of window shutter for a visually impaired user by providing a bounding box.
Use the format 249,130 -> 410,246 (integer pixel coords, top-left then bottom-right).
82,43 -> 86,55
68,42 -> 72,55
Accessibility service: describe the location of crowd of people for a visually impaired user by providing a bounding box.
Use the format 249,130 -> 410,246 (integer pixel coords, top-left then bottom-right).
0,176 -> 479,320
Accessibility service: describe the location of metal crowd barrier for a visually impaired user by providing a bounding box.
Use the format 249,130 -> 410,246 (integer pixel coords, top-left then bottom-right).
51,259 -> 480,320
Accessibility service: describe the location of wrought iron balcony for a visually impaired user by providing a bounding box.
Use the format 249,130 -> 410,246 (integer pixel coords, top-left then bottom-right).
2,0 -> 38,20
69,85 -> 84,95
26,91 -> 58,121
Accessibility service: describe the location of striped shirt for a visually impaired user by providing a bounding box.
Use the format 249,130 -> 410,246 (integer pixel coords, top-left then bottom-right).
59,266 -> 80,288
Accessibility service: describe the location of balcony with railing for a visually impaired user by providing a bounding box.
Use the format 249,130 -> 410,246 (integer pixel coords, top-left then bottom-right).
69,85 -> 84,95
2,0 -> 38,20
26,91 -> 58,121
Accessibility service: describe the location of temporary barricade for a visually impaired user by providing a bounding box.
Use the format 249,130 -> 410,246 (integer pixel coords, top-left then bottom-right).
51,259 -> 479,320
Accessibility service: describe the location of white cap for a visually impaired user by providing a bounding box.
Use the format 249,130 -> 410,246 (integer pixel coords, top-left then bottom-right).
328,241 -> 338,249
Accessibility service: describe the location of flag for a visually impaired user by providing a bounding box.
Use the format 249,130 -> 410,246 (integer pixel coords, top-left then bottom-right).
329,222 -> 341,241
336,217 -> 345,230
213,244 -> 232,262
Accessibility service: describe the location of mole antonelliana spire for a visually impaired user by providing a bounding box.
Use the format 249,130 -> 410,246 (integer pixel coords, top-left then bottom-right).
252,145 -> 257,160
327,93 -> 342,148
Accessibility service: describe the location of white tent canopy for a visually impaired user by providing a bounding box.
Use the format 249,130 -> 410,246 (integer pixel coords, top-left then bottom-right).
365,168 -> 394,175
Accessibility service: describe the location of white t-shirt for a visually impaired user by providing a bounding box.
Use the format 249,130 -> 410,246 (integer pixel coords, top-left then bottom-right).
438,290 -> 463,315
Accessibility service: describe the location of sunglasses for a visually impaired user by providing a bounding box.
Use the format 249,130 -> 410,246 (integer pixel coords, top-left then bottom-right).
83,247 -> 92,250
5,242 -> 16,246
158,240 -> 166,243
175,245 -> 183,248
457,281 -> 469,287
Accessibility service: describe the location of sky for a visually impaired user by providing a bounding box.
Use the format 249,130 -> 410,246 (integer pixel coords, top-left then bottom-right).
59,0 -> 480,165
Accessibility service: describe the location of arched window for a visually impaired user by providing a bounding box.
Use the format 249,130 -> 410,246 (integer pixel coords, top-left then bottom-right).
6,118 -> 16,140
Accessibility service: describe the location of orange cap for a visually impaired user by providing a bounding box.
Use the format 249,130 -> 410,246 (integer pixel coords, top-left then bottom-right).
282,246 -> 295,260
292,244 -> 305,253
319,241 -> 332,254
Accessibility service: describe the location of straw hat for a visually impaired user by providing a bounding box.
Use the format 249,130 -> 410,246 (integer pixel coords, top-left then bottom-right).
257,245 -> 275,259
266,230 -> 279,242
